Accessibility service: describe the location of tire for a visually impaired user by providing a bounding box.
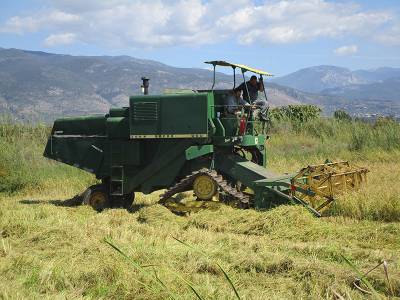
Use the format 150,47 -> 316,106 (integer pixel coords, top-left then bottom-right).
121,192 -> 135,209
82,184 -> 110,212
110,192 -> 135,209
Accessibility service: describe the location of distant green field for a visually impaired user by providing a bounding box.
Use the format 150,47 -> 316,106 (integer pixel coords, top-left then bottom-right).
0,114 -> 399,299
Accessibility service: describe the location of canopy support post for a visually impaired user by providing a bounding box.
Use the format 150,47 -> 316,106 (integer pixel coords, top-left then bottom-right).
260,74 -> 270,120
211,64 -> 216,90
233,66 -> 236,89
260,74 -> 268,102
241,69 -> 251,103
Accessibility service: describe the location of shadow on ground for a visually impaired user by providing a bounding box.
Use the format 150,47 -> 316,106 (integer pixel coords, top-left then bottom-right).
19,194 -> 204,215
19,197 -> 153,213
20,196 -> 83,207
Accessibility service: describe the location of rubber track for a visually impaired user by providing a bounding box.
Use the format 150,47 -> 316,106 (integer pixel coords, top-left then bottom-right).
159,168 -> 250,206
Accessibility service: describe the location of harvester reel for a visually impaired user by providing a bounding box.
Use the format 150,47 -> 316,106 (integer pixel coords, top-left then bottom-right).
290,161 -> 369,213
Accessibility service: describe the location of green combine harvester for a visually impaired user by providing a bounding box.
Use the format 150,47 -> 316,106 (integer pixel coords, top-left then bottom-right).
44,61 -> 368,216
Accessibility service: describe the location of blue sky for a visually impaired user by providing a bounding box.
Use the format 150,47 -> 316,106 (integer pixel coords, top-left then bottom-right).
0,0 -> 399,76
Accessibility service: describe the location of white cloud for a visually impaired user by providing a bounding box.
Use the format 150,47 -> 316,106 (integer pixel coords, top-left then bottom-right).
44,33 -> 77,47
334,45 -> 358,56
1,16 -> 40,33
0,0 -> 397,48
375,24 -> 400,45
47,11 -> 81,23
0,10 -> 80,34
231,1 -> 392,45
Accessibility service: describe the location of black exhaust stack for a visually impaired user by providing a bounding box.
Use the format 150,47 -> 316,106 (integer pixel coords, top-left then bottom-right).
141,77 -> 149,95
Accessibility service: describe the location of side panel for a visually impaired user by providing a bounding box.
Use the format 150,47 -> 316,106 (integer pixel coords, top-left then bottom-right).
129,93 -> 211,138
123,139 -> 194,194
44,136 -> 107,174
52,115 -> 106,136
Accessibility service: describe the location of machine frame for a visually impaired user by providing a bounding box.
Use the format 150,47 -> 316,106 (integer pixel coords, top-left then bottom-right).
43,61 -> 368,215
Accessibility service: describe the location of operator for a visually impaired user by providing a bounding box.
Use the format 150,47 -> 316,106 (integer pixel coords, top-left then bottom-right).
225,89 -> 250,114
235,75 -> 268,121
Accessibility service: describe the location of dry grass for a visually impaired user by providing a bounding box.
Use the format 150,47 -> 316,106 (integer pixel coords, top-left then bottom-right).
267,130 -> 400,222
1,190 -> 399,299
1,119 -> 400,299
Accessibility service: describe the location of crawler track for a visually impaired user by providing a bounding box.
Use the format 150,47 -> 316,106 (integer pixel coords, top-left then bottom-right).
159,168 -> 250,207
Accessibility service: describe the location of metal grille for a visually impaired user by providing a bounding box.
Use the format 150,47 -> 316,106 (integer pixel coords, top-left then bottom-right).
133,102 -> 158,121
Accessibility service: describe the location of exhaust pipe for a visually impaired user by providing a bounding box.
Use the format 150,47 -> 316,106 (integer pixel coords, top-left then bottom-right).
141,77 -> 149,95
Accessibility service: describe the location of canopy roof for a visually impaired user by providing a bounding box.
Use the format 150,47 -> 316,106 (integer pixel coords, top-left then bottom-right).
205,60 -> 273,76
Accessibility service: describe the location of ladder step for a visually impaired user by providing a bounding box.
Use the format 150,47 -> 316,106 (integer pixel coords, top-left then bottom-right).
110,165 -> 124,195
110,182 -> 123,196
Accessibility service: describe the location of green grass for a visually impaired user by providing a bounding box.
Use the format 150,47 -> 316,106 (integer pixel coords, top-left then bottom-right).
0,120 -> 95,194
266,118 -> 400,222
0,117 -> 400,299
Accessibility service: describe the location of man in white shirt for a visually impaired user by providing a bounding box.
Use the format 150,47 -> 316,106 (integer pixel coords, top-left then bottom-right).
225,89 -> 250,114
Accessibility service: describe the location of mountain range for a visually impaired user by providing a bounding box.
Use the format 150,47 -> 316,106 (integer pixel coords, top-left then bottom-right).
0,48 -> 399,121
272,65 -> 400,94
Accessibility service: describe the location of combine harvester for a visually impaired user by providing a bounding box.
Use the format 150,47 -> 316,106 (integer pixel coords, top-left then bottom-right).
44,61 -> 368,216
